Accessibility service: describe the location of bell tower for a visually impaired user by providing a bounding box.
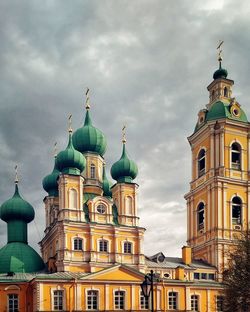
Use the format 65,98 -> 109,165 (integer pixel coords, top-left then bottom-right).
185,44 -> 250,277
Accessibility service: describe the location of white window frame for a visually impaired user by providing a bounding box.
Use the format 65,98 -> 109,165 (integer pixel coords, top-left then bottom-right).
98,239 -> 109,252
168,290 -> 178,310
197,202 -> 205,231
231,196 -> 242,226
197,148 -> 206,178
230,142 -> 242,171
123,241 -> 133,254
190,294 -> 199,311
73,237 -> 83,251
8,293 -> 19,312
86,289 -> 99,310
140,290 -> 149,310
114,290 -> 126,310
90,163 -> 96,179
53,290 -> 64,311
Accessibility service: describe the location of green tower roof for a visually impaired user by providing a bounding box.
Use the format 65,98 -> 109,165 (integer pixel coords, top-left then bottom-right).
42,156 -> 60,196
56,131 -> 86,175
206,100 -> 248,123
111,143 -> 138,183
0,182 -> 45,273
0,184 -> 34,223
213,64 -> 228,80
72,109 -> 107,156
102,166 -> 112,198
0,242 -> 45,273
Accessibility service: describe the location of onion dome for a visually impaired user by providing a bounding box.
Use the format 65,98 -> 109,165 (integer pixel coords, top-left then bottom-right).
102,165 -> 112,197
111,142 -> 138,183
42,156 -> 60,196
56,129 -> 86,175
213,64 -> 228,80
72,108 -> 107,156
0,183 -> 34,223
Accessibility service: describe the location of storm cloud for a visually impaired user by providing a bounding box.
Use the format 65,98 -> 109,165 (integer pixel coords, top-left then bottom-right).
0,0 -> 250,257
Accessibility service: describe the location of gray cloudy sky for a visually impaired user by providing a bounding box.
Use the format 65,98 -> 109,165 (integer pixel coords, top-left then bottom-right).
0,0 -> 250,257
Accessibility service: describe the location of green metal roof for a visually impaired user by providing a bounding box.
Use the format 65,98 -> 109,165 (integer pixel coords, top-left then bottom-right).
56,131 -> 86,175
72,109 -> 107,156
102,166 -> 112,198
42,156 -> 60,196
0,184 -> 34,223
111,143 -> 138,183
206,100 -> 248,123
0,242 -> 44,273
195,100 -> 248,132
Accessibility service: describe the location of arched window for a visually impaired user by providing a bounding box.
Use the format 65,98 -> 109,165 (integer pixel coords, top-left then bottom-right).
8,294 -> 19,312
87,290 -> 98,310
232,197 -> 242,225
125,196 -> 133,215
74,238 -> 83,250
191,295 -> 199,311
198,149 -> 205,177
90,164 -> 96,179
124,241 -> 132,254
99,239 -> 108,252
197,202 -> 205,230
224,87 -> 228,97
69,188 -> 77,208
231,143 -> 241,170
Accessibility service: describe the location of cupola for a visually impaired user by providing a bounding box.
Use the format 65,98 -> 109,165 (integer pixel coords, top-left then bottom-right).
56,118 -> 86,175
111,129 -> 138,183
0,170 -> 45,273
102,165 -> 112,197
72,91 -> 107,156
42,154 -> 60,196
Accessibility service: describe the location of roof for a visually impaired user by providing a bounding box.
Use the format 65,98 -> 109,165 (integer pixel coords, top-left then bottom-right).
146,255 -> 216,270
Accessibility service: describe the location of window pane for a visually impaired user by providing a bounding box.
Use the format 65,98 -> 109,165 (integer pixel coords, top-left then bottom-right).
114,291 -> 125,310
168,292 -> 177,310
8,294 -> 18,312
124,242 -> 132,254
140,291 -> 149,309
191,295 -> 199,311
87,290 -> 98,310
54,290 -> 63,311
216,296 -> 224,312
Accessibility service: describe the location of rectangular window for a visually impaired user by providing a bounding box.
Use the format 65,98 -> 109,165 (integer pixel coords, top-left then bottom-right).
140,291 -> 149,309
99,240 -> 108,252
201,273 -> 207,279
194,273 -> 200,280
208,273 -> 215,280
87,290 -> 98,310
53,290 -> 63,311
8,294 -> 18,312
216,296 -> 224,312
191,295 -> 199,311
168,292 -> 178,310
114,291 -> 125,310
124,242 -> 132,254
74,238 -> 83,250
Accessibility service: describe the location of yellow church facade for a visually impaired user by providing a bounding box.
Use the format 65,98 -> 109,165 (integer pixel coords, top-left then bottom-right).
0,53 -> 246,311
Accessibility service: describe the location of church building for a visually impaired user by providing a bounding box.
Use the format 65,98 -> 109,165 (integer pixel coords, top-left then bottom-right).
0,51 -> 247,311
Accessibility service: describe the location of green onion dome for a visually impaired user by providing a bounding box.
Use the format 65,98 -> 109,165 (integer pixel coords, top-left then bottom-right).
56,130 -> 86,175
213,63 -> 228,80
111,143 -> 138,183
0,183 -> 35,223
72,109 -> 107,156
0,242 -> 45,273
42,156 -> 60,196
103,166 -> 112,197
